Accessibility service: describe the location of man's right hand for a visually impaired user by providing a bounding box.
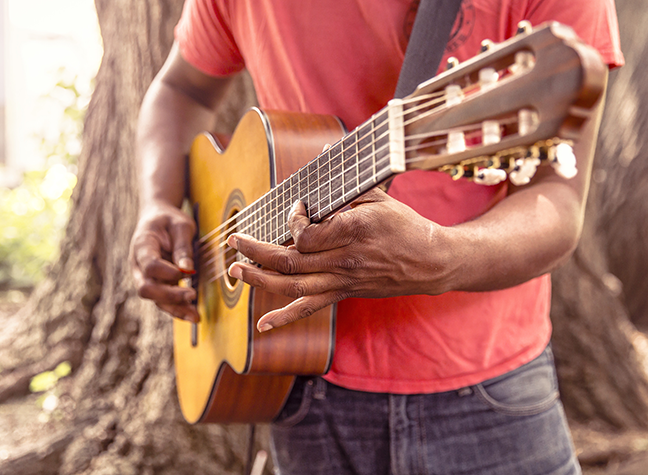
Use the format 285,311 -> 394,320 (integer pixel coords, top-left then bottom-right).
130,202 -> 200,323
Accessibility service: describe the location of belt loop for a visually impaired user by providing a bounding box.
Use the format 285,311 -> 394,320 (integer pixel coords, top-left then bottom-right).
313,377 -> 327,400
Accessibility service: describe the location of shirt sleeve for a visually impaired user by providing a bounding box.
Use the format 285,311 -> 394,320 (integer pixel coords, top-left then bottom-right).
174,0 -> 246,77
525,0 -> 624,68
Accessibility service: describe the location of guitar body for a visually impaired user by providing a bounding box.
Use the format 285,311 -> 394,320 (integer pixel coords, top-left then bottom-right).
174,108 -> 345,424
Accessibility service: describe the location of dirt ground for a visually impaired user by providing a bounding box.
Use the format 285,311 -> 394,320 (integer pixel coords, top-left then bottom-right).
2,294 -> 648,474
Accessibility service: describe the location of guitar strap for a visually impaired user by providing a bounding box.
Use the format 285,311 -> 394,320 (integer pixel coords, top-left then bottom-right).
394,0 -> 464,99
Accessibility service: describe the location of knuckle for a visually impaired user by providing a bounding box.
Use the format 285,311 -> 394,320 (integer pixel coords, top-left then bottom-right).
245,271 -> 267,290
338,255 -> 364,271
287,280 -> 308,299
274,252 -> 299,275
297,303 -> 317,320
137,283 -> 154,301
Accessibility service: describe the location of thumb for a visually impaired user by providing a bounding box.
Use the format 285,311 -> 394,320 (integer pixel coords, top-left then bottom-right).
170,219 -> 196,272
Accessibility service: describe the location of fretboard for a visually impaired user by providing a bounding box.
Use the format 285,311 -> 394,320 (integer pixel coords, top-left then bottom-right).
235,107 -> 399,246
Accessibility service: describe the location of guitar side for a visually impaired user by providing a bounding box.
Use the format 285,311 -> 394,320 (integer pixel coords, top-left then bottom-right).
174,108 -> 344,424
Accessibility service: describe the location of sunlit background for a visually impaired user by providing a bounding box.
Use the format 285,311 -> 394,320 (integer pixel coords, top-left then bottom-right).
0,0 -> 102,292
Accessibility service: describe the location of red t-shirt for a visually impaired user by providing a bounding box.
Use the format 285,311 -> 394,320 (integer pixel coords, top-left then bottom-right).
175,0 -> 624,393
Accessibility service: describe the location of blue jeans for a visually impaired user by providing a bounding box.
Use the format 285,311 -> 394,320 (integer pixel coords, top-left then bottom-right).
270,346 -> 581,475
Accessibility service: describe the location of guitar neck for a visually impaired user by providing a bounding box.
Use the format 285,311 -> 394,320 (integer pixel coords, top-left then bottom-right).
236,106 -> 404,246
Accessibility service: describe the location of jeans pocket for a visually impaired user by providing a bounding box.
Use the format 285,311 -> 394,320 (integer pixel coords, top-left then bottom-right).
474,346 -> 560,416
272,377 -> 314,428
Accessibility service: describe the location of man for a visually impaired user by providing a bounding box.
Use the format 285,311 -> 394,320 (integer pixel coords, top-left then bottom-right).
130,1 -> 623,473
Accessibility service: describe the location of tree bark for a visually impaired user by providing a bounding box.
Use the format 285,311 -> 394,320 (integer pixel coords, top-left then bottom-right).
550,0 -> 648,430
1,0 -> 647,473
0,1 -> 258,474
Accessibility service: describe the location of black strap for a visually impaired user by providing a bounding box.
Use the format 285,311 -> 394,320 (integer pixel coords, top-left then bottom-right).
394,0 -> 464,99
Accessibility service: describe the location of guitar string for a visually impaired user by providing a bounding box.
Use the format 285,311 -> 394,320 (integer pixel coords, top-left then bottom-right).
201,126 -> 493,284
196,119 -> 488,268
194,81 -> 489,250
195,81 -> 515,279
197,78 -> 494,252
196,113 -> 503,268
195,91 -> 478,258
198,123 -> 495,283
194,90 -> 450,248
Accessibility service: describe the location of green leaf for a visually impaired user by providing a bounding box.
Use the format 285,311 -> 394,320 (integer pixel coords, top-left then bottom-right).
54,361 -> 72,377
29,371 -> 59,393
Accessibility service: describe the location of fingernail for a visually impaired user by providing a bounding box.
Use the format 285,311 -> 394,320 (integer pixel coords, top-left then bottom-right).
179,257 -> 193,271
179,268 -> 196,275
228,265 -> 242,280
228,235 -> 239,250
258,323 -> 273,332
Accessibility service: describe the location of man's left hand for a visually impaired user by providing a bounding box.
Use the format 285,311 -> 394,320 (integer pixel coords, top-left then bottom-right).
227,189 -> 454,332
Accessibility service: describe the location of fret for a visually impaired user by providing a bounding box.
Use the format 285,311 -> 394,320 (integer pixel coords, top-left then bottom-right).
316,149 -> 332,220
251,200 -> 259,241
270,187 -> 278,244
307,159 -> 319,218
277,181 -> 288,241
343,133 -> 360,197
329,142 -> 343,209
298,167 -> 308,204
342,139 -> 358,201
237,208 -> 248,239
289,172 -> 298,209
263,195 -> 271,243
357,122 -> 374,187
374,116 -> 392,183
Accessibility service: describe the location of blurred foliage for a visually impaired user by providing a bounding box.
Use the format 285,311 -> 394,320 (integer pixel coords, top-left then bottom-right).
0,75 -> 89,289
29,361 -> 72,393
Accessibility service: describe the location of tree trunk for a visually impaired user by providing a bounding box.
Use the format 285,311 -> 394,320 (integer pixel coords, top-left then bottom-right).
550,0 -> 648,430
1,0 -> 647,473
0,1 -> 258,474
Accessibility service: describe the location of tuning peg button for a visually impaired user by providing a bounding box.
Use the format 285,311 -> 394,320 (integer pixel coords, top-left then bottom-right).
549,143 -> 578,179
509,157 -> 541,186
446,57 -> 459,70
517,20 -> 532,35
480,39 -> 495,53
475,168 -> 507,186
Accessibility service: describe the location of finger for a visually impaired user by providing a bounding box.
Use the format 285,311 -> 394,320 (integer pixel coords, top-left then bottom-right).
349,187 -> 389,206
228,261 -> 351,299
228,233 -> 308,274
157,302 -> 201,323
133,236 -> 185,282
288,202 -> 366,253
170,219 -> 196,272
256,292 -> 342,332
137,278 -> 196,307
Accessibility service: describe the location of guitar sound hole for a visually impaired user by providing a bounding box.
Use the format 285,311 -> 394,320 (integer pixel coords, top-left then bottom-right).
220,188 -> 246,309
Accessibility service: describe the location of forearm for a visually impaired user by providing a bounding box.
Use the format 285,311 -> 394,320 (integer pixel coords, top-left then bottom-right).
439,180 -> 583,292
136,43 -> 232,211
434,84 -> 605,293
137,81 -> 214,209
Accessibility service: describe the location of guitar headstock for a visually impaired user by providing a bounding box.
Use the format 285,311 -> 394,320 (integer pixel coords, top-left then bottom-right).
395,21 -> 607,185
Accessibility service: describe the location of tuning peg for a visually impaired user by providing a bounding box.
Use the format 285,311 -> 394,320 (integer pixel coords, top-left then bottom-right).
482,120 -> 501,145
446,57 -> 459,70
549,143 -> 578,179
480,39 -> 495,53
517,20 -> 533,35
475,168 -> 507,186
446,164 -> 465,180
509,157 -> 541,186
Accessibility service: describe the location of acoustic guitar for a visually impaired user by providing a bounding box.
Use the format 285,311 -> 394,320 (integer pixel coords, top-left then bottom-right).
173,22 -> 606,424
